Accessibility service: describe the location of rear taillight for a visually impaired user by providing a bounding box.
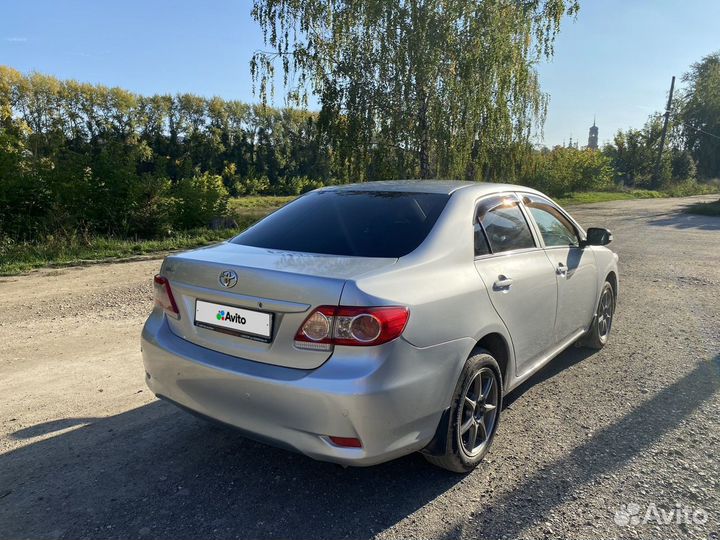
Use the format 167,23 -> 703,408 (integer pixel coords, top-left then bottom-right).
294,306 -> 409,350
153,275 -> 179,319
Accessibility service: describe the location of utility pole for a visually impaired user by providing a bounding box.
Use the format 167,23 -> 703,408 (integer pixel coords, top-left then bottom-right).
653,75 -> 675,188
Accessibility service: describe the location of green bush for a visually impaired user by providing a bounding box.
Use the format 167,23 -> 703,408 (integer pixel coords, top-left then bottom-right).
670,149 -> 697,181
172,172 -> 230,229
661,179 -> 718,197
274,176 -> 325,195
126,176 -> 175,238
234,176 -> 271,196
520,148 -> 614,197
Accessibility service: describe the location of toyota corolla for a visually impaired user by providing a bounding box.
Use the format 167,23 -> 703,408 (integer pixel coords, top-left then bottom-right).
141,180 -> 618,472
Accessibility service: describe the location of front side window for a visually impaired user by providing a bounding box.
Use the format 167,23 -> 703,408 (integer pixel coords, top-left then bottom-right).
522,195 -> 579,248
475,196 -> 535,255
231,190 -> 450,258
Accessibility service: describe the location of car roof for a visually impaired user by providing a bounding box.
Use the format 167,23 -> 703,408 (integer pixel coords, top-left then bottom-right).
319,179 -> 541,197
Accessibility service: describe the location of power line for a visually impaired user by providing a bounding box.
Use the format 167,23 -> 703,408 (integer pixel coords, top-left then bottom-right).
685,124 -> 720,141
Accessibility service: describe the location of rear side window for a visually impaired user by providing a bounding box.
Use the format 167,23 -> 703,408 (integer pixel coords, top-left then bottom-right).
475,196 -> 535,254
231,191 -> 450,258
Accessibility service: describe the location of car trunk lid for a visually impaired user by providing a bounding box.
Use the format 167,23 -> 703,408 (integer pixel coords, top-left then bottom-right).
160,242 -> 397,370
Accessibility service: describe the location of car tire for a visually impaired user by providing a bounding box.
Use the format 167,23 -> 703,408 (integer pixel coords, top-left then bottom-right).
580,281 -> 615,350
424,350 -> 502,473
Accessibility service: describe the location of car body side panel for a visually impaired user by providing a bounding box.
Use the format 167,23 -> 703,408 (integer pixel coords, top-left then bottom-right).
473,251 -> 558,373
543,246 -> 599,342
590,246 -> 620,306
339,191 -> 517,394
341,262 -> 497,350
514,190 -> 618,336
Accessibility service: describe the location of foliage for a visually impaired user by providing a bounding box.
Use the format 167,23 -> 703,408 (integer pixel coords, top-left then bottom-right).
234,175 -> 272,196
274,175 -> 326,195
602,52 -> 720,187
554,189 -> 666,206
519,147 -> 614,196
171,172 -> 229,229
601,113 -> 702,188
601,115 -> 669,188
661,178 -> 718,198
0,225 -> 254,275
251,0 -> 579,181
0,66 -> 338,241
677,51 -> 720,180
3,43 -> 719,255
228,195 -> 296,209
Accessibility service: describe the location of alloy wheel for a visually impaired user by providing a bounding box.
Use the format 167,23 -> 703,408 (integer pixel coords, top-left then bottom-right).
597,287 -> 614,340
457,367 -> 499,457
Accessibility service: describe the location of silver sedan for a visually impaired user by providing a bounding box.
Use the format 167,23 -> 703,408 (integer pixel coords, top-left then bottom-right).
142,180 -> 618,472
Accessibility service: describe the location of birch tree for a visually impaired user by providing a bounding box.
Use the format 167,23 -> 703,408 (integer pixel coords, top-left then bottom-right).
251,0 -> 579,180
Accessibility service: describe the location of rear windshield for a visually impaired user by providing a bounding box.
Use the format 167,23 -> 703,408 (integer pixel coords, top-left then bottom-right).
231,190 -> 450,258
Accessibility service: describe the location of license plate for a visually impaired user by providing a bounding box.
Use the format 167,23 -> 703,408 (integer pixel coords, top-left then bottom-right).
195,300 -> 272,341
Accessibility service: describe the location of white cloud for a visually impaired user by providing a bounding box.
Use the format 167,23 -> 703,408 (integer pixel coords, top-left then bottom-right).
5,37 -> 28,43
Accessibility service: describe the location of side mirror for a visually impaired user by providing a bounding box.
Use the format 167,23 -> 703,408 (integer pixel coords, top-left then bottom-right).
583,227 -> 613,247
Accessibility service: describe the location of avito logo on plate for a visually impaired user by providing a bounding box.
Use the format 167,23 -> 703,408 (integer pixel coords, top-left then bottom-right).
216,310 -> 247,325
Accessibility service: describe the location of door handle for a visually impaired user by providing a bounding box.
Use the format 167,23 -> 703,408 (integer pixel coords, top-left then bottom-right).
493,275 -> 513,290
556,262 -> 567,276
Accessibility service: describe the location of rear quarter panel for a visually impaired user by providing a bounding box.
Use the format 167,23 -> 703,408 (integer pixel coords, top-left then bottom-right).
339,190 -> 514,396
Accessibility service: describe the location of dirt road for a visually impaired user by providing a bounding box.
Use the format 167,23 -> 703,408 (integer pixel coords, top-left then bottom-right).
1,195 -> 719,540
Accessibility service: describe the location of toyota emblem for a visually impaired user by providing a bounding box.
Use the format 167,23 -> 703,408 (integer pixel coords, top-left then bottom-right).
218,270 -> 238,288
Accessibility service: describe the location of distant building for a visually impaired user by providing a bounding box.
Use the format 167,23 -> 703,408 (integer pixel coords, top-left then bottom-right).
587,117 -> 599,150
562,136 -> 579,150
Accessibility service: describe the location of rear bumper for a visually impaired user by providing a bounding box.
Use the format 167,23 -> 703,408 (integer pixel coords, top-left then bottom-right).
141,311 -> 470,466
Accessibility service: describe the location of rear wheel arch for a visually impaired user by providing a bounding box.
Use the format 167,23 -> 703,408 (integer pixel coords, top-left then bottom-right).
423,350 -> 503,472
474,333 -> 509,389
422,335 -> 509,461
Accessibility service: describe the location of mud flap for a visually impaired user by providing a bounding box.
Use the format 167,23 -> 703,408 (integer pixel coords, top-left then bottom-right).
420,406 -> 452,456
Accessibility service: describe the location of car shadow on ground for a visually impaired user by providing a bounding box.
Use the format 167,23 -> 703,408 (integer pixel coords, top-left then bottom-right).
1,353 -> 717,540
10,417 -> 103,439
504,345 -> 596,408
648,206 -> 720,231
2,397 -> 462,539
438,355 -> 720,539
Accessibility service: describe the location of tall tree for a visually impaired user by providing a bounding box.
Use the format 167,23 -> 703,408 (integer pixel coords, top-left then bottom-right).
251,0 -> 579,181
602,115 -> 673,188
679,51 -> 720,179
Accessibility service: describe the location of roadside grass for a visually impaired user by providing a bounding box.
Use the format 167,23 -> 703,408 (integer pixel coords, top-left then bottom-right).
557,181 -> 718,206
555,189 -> 666,206
684,198 -> 720,216
228,196 -> 295,220
3,185 -> 719,275
0,226 -> 251,276
229,195 -> 296,209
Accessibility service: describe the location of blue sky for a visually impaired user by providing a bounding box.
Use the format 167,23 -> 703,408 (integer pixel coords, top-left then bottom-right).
1,0 -> 719,147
